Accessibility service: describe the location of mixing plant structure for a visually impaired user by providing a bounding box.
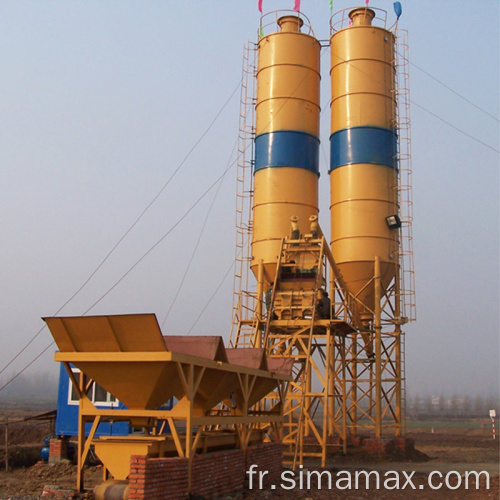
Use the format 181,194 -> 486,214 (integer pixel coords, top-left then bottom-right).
46,6 -> 415,493
230,5 -> 415,467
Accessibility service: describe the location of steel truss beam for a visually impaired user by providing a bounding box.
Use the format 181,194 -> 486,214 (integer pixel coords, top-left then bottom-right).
233,233 -> 406,468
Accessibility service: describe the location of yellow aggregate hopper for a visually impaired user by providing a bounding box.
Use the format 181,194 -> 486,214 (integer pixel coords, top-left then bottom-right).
44,314 -> 292,488
45,314 -> 291,414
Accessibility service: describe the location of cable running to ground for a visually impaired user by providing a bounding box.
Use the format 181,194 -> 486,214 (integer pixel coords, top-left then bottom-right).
409,61 -> 499,123
0,157 -> 239,393
82,160 -> 238,316
187,258 -> 235,335
411,101 -> 499,154
329,46 -> 499,153
161,137 -> 238,329
0,342 -> 54,394
0,80 -> 241,381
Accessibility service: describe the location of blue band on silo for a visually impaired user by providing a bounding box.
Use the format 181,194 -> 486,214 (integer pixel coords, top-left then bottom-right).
329,127 -> 398,171
255,130 -> 320,174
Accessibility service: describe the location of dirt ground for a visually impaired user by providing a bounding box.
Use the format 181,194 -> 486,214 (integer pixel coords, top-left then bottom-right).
0,406 -> 498,499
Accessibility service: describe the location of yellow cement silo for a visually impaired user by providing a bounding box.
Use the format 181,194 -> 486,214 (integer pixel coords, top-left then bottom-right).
252,14 -> 320,284
329,7 -> 399,313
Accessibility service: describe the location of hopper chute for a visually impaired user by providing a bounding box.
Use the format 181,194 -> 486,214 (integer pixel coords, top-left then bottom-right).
44,314 -> 292,414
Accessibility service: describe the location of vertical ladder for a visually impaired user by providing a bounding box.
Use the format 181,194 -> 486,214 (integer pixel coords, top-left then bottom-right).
394,29 -> 416,323
400,331 -> 407,431
230,42 -> 258,348
394,30 -> 413,436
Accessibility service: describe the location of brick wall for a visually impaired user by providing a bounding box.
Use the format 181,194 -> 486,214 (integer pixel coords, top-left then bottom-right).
361,437 -> 417,459
244,442 -> 283,487
192,449 -> 245,498
129,455 -> 189,500
48,438 -> 68,465
128,443 -> 283,500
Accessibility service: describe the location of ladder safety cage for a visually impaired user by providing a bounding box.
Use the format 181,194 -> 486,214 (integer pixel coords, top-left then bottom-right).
230,42 -> 259,348
394,29 -> 416,323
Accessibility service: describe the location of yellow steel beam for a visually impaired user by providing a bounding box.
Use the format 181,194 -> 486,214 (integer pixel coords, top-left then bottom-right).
54,351 -> 289,379
167,417 -> 185,457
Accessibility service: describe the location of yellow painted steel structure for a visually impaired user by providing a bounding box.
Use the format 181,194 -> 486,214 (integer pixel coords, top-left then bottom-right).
252,14 -> 320,284
45,314 -> 291,493
329,7 -> 398,313
327,6 -> 407,442
232,5 -> 413,466
42,9 -> 413,493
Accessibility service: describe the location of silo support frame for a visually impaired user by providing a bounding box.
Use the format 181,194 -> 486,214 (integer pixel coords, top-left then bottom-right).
233,235 -> 406,462
341,330 -> 405,437
375,256 -> 382,439
327,253 -> 405,439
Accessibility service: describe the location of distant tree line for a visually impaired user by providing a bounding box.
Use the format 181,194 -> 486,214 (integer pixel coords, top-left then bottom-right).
407,393 -> 499,419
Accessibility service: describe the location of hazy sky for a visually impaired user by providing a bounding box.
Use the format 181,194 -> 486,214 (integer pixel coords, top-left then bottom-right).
0,0 -> 498,401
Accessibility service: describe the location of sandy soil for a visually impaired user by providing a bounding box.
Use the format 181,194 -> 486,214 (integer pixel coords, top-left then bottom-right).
0,408 -> 498,499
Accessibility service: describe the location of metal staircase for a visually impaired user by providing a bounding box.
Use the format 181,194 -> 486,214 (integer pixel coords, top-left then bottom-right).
263,236 -> 354,466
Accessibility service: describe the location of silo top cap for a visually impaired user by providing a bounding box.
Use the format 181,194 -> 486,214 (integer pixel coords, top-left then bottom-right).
348,7 -> 375,26
277,15 -> 304,33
